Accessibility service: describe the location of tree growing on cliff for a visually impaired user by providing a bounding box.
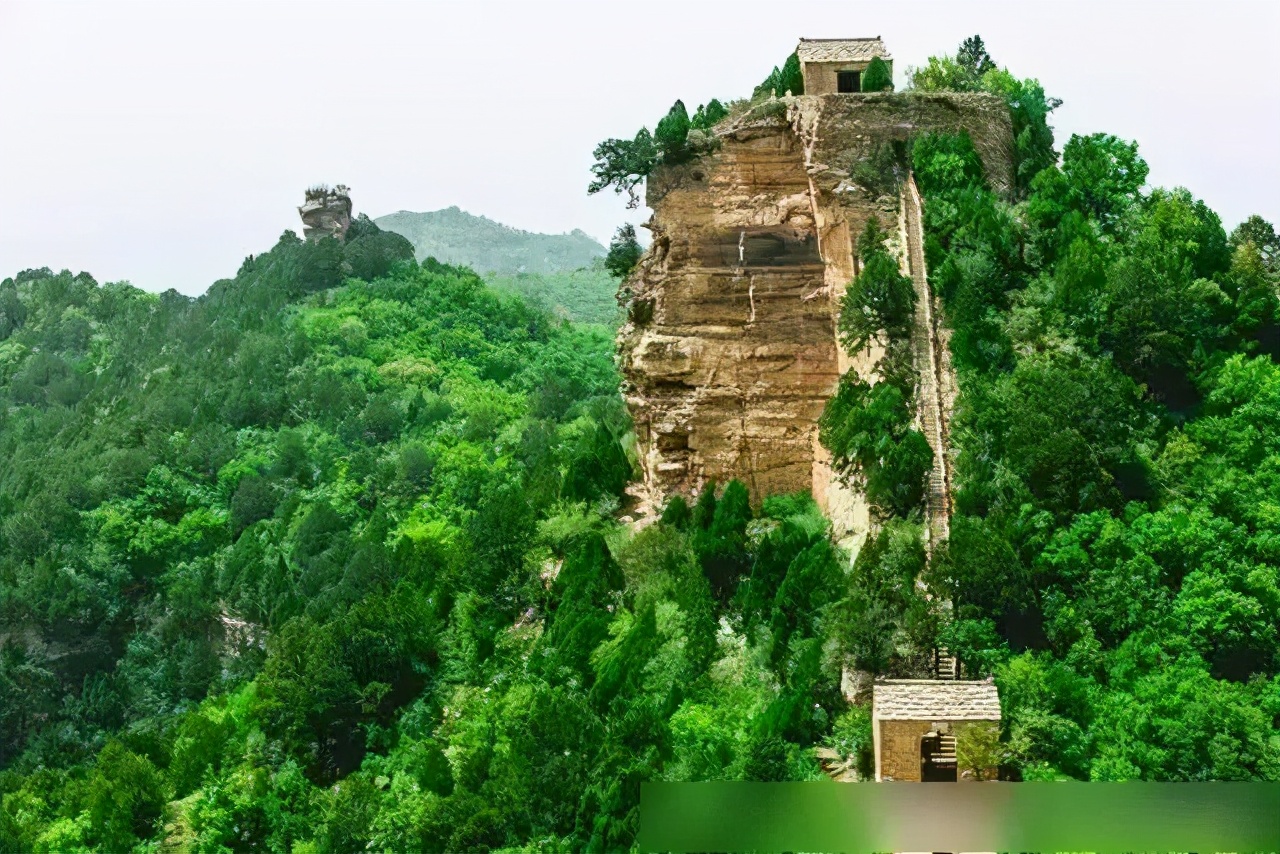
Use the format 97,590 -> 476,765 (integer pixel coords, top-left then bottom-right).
605,224 -> 643,278
588,100 -> 706,208
838,217 -> 916,354
654,99 -> 693,164
908,36 -> 1060,196
861,57 -> 894,93
819,373 -> 932,518
691,99 -> 729,130
754,51 -> 804,99
588,128 -> 659,208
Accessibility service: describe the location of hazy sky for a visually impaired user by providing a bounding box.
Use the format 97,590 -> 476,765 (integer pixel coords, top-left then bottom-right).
2,0 -> 1278,295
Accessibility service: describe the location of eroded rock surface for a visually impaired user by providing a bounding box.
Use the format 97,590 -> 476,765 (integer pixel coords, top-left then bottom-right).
299,185 -> 353,242
619,92 -> 1013,534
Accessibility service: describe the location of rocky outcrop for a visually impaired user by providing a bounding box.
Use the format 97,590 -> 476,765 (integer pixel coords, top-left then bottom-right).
619,92 -> 1012,536
299,185 -> 353,242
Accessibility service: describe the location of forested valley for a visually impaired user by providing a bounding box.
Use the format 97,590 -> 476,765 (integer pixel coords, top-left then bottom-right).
2,36 -> 1280,853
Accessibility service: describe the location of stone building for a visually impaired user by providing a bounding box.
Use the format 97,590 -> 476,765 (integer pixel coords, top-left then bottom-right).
797,37 -> 892,95
872,679 -> 1001,782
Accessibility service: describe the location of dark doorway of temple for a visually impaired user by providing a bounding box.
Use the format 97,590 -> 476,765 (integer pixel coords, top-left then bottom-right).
920,731 -> 958,782
837,70 -> 861,93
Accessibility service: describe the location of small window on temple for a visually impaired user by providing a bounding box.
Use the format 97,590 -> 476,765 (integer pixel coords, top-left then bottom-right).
837,70 -> 860,93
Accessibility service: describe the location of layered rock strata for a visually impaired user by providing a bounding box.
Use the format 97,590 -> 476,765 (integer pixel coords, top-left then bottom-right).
619,92 -> 1012,533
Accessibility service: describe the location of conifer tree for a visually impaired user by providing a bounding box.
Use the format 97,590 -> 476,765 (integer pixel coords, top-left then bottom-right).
654,99 -> 692,164
605,223 -> 643,278
861,57 -> 894,92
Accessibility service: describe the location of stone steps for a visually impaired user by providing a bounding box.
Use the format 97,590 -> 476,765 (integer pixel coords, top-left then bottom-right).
902,175 -> 952,548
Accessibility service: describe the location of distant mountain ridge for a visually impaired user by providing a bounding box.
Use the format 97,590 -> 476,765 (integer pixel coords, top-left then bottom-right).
374,206 -> 606,275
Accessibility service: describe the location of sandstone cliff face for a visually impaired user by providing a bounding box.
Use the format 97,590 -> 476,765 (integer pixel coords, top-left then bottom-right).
619,92 -> 1012,536
299,185 -> 353,242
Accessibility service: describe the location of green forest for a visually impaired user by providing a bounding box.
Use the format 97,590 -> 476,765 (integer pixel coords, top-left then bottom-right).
2,35 -> 1280,853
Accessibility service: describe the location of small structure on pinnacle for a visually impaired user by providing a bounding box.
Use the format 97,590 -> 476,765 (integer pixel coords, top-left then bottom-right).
796,37 -> 892,94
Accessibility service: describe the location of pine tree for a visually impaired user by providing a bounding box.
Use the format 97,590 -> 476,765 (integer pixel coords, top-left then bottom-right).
779,52 -> 804,96
957,35 -> 996,80
861,57 -> 894,92
654,99 -> 692,164
604,224 -> 642,279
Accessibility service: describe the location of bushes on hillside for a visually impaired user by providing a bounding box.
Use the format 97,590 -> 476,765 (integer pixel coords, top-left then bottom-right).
914,105 -> 1280,780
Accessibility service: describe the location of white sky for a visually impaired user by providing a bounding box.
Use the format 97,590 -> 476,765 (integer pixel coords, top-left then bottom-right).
2,0 -> 1277,296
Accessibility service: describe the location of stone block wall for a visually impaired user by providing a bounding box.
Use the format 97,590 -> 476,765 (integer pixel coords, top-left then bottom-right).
801,60 -> 891,95
876,719 -> 933,782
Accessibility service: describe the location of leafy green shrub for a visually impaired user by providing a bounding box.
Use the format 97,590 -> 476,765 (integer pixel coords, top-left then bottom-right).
827,706 -> 874,778
861,57 -> 893,92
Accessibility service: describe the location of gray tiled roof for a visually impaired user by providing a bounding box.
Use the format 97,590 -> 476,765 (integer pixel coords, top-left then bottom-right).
796,37 -> 891,64
873,679 -> 1001,721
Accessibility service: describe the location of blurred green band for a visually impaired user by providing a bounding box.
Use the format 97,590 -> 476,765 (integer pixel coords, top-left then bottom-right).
639,781 -> 1280,852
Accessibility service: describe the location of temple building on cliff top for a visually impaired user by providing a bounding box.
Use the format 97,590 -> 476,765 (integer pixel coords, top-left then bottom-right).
797,37 -> 892,94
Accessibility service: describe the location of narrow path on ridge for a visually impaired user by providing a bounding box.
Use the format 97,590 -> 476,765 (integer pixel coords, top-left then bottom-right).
903,173 -> 953,554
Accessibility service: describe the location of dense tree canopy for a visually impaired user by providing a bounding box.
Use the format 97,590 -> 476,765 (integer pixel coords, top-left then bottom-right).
912,119 -> 1280,780
909,35 -> 1062,197
0,220 -> 874,849
4,35 -> 1280,852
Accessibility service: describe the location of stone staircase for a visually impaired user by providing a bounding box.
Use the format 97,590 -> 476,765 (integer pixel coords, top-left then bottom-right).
902,174 -> 953,552
935,647 -> 959,680
933,733 -> 958,768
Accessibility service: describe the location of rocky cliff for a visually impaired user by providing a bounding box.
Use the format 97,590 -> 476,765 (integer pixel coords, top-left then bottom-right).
299,185 -> 353,242
619,92 -> 1013,536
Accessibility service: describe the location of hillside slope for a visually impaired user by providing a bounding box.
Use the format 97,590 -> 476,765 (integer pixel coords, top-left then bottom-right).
0,217 -> 848,852
375,206 -> 606,275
